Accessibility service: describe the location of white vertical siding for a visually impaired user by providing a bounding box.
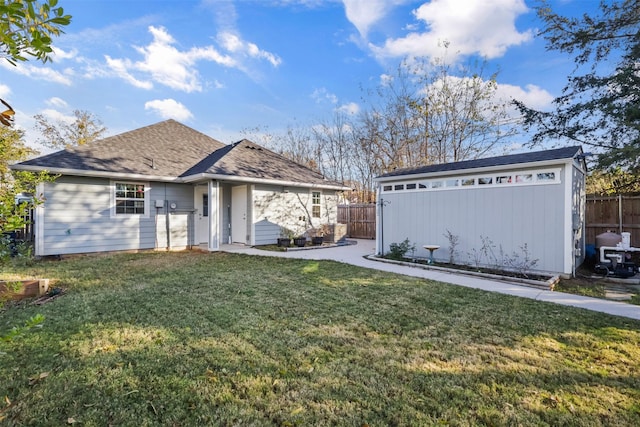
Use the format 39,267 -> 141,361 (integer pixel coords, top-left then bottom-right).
380,167 -> 568,274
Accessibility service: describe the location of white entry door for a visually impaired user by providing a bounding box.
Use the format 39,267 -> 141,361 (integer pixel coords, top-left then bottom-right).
231,185 -> 247,244
194,185 -> 209,245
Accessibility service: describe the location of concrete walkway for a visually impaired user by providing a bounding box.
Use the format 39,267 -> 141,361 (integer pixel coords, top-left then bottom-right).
221,239 -> 640,321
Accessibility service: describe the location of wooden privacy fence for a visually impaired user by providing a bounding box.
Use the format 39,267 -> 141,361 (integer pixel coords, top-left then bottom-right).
337,204 -> 376,239
585,195 -> 640,245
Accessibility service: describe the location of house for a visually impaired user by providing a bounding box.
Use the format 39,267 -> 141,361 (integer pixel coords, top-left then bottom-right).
374,146 -> 587,276
11,120 -> 350,256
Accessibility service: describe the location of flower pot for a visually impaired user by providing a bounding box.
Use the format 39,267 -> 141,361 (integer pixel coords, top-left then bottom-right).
293,237 -> 307,247
277,238 -> 291,247
311,236 -> 323,245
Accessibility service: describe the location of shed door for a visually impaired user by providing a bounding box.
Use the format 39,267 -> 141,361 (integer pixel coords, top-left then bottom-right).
231,185 -> 247,244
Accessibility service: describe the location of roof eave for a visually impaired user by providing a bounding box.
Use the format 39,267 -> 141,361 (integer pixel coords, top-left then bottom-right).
183,173 -> 351,191
374,157 -> 578,182
10,164 -> 181,183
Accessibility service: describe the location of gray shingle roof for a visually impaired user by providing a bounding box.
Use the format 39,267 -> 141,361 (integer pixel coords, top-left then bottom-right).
182,139 -> 341,187
14,120 -> 347,188
16,120 -> 226,177
376,146 -> 583,179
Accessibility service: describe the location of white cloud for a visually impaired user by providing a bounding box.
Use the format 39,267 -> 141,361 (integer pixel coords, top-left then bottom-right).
51,46 -> 78,61
144,98 -> 193,121
105,56 -> 154,89
106,25 -> 281,92
0,61 -> 73,85
342,0 -> 390,38
45,97 -> 69,108
218,32 -> 282,67
0,84 -> 10,98
495,82 -> 554,111
370,0 -> 532,61
38,108 -> 75,124
337,102 -> 360,115
311,87 -> 338,104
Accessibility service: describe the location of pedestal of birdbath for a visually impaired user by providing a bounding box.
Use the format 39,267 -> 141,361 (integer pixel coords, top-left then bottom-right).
423,245 -> 440,264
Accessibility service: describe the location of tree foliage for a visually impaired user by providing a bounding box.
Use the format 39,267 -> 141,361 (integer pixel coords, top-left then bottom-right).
514,0 -> 640,179
0,126 -> 55,235
34,109 -> 107,148
0,0 -> 71,65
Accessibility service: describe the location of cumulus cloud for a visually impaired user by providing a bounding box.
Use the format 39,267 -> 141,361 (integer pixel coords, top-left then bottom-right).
144,98 -> 193,121
337,102 -> 360,115
37,108 -> 76,124
105,25 -> 280,92
368,0 -> 532,61
495,82 -> 554,111
342,0 -> 391,38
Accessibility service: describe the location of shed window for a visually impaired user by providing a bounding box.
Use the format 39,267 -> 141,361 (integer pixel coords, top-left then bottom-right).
431,181 -> 443,189
394,184 -> 404,191
311,191 -> 321,218
461,178 -> 475,186
115,183 -> 146,215
516,174 -> 532,183
383,185 -> 392,191
537,172 -> 556,181
497,175 -> 512,184
446,179 -> 459,187
406,183 -> 417,190
478,177 -> 493,185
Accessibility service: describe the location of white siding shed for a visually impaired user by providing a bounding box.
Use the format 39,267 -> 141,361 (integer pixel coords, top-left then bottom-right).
374,146 -> 587,276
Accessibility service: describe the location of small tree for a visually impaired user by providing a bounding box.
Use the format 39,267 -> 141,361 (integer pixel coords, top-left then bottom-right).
34,109 -> 106,149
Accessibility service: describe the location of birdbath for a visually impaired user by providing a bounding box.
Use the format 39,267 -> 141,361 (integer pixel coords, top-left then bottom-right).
423,245 -> 440,264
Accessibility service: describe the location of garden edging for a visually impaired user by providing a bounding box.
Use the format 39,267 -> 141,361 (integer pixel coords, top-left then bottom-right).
366,255 -> 559,291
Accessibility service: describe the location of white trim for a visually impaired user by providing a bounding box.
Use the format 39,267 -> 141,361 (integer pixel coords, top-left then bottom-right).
208,180 -> 219,251
182,172 -> 350,191
563,165 -> 573,274
10,164 -> 350,191
110,180 -> 151,219
374,158 -> 574,182
35,183 -> 45,257
381,167 -> 562,193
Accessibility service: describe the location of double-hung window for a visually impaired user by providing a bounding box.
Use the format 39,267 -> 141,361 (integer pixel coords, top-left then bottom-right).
114,182 -> 147,215
311,191 -> 321,218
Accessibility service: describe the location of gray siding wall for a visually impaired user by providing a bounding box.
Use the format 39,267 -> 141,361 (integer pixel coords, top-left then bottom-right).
38,176 -> 194,256
381,168 -> 566,273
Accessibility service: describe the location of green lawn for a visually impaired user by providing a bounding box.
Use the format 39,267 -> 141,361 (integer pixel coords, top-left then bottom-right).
1,251 -> 639,426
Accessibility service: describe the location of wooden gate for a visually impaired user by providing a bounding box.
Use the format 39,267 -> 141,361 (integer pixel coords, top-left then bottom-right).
337,204 -> 376,239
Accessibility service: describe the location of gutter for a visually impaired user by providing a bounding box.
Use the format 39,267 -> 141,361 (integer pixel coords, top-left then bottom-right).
374,158 -> 578,183
10,165 -> 351,191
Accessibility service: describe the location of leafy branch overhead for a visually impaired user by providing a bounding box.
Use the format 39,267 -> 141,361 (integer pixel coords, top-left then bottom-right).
0,0 -> 72,65
513,0 -> 639,178
0,98 -> 15,127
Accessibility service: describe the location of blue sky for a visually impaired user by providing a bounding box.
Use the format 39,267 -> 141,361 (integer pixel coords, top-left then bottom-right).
1,0 -> 598,153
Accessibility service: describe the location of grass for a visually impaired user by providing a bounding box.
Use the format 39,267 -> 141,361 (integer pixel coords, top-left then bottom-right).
1,251 -> 640,426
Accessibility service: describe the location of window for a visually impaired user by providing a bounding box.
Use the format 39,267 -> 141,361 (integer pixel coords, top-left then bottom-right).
496,175 -> 511,184
537,172 -> 556,181
478,177 -> 493,185
383,185 -> 392,191
394,184 -> 404,190
446,179 -> 459,187
202,194 -> 208,217
431,181 -> 443,189
115,182 -> 146,215
312,191 -> 321,218
406,183 -> 417,190
461,178 -> 475,186
515,174 -> 532,183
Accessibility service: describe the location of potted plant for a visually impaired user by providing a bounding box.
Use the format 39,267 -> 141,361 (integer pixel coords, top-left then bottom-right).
293,236 -> 307,247
277,228 -> 293,247
310,227 -> 324,245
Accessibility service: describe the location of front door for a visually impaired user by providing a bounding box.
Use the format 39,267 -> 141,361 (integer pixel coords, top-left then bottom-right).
231,185 -> 247,244
194,185 -> 209,245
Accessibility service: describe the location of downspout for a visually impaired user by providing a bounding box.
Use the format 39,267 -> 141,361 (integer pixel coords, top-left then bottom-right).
165,199 -> 171,249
